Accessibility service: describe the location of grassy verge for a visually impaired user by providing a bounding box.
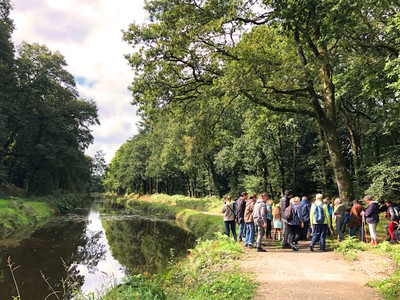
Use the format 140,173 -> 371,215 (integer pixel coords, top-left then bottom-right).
103,195 -> 225,239
335,229 -> 400,299
105,193 -> 223,214
0,193 -> 91,240
93,195 -> 255,300
99,233 -> 256,300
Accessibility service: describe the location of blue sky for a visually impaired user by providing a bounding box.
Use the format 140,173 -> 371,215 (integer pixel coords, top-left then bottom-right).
10,0 -> 148,163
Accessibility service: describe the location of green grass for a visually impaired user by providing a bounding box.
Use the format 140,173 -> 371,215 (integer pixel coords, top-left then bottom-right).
0,197 -> 55,239
99,233 -> 256,300
0,194 -> 91,239
91,196 -> 256,300
367,242 -> 400,300
334,218 -> 400,299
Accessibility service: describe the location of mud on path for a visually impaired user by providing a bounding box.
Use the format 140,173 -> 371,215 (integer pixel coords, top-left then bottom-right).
240,239 -> 384,300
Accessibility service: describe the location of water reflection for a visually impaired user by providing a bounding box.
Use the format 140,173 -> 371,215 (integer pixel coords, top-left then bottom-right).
0,202 -> 195,299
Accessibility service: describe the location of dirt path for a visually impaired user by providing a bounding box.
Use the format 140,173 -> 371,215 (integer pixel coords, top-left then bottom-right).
240,239 -> 382,300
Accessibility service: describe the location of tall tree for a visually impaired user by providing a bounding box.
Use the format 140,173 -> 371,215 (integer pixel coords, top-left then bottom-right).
123,0 -> 399,203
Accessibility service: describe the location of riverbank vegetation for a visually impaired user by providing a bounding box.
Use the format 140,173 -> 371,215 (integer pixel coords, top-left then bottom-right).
99,233 -> 255,300
103,194 -> 224,239
0,193 -> 91,239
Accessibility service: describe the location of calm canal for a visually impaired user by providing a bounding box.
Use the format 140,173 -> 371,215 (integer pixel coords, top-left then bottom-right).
0,199 -> 195,299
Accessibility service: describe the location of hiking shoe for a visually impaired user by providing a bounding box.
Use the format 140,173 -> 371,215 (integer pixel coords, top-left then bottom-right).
257,248 -> 266,252
290,242 -> 298,251
282,243 -> 291,249
309,244 -> 314,252
248,244 -> 254,249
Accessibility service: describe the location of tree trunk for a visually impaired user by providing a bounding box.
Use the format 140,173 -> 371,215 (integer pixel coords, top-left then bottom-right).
277,125 -> 285,194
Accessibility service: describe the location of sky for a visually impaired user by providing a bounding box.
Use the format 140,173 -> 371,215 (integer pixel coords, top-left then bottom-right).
10,0 -> 148,163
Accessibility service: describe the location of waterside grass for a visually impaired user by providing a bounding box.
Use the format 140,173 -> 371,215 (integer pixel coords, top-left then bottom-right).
335,225 -> 400,300
0,193 -> 91,240
97,195 -> 256,300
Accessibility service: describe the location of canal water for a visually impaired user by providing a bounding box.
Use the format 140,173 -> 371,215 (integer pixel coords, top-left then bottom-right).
0,200 -> 196,299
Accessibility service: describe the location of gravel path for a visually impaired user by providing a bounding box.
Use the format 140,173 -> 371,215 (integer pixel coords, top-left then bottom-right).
240,239 -> 382,300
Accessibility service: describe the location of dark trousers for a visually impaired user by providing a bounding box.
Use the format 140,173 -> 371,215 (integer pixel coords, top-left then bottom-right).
224,220 -> 237,241
282,219 -> 289,246
266,219 -> 272,237
311,224 -> 327,250
301,221 -> 310,240
287,224 -> 301,244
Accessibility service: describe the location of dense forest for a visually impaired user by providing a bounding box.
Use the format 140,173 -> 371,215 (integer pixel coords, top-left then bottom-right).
0,1 -> 99,194
105,0 -> 400,204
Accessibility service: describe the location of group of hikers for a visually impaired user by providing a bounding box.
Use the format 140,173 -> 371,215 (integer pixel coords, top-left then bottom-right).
222,190 -> 400,252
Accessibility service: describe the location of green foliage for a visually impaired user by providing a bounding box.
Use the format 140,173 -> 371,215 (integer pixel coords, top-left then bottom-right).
335,237 -> 366,261
368,242 -> 400,300
0,197 -> 54,238
162,233 -> 256,300
101,275 -> 166,300
366,160 -> 400,202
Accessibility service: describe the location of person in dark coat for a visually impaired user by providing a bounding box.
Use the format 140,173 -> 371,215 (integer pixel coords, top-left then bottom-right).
236,192 -> 247,242
280,189 -> 293,248
299,195 -> 310,240
362,195 -> 379,245
287,197 -> 304,251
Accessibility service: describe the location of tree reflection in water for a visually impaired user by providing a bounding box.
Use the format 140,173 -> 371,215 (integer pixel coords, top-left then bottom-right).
0,203 -> 196,299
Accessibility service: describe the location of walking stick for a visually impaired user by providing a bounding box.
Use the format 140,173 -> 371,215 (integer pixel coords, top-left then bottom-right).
362,215 -> 369,244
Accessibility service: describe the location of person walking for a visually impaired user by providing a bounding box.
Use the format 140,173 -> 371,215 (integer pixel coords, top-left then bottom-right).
253,193 -> 268,252
349,199 -> 365,241
333,198 -> 346,242
362,195 -> 380,246
310,193 -> 331,252
280,189 -> 293,248
222,195 -> 237,241
286,197 -> 304,251
265,198 -> 273,239
300,195 -> 310,240
244,194 -> 256,248
385,200 -> 399,243
236,192 -> 247,242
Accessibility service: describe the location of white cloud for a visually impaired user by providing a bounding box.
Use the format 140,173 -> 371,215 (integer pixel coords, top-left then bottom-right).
10,0 -> 148,163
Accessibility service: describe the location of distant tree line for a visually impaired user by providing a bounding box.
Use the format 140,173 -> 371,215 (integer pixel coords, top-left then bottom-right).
106,0 -> 400,203
0,1 -> 99,194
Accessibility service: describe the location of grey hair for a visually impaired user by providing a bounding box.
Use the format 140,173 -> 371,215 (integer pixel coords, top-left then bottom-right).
316,193 -> 323,200
334,198 -> 341,204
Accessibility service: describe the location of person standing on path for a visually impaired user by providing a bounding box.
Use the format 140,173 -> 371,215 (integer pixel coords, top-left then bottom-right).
273,206 -> 282,240
300,195 -> 311,240
286,196 -> 304,250
385,200 -> 399,243
253,193 -> 268,252
362,195 -> 380,245
222,195 -> 237,241
281,189 -> 293,248
265,198 -> 273,239
334,198 -> 346,241
244,194 -> 256,248
349,199 -> 365,241
236,192 -> 247,242
310,193 -> 331,252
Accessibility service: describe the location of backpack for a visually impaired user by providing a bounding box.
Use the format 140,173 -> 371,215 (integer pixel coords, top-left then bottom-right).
394,206 -> 400,221
314,203 -> 325,224
283,205 -> 294,221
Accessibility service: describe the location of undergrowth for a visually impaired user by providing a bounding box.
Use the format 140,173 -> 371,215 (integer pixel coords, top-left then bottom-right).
100,233 -> 256,300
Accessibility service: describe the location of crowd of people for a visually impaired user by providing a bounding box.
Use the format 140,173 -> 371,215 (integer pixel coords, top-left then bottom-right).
221,190 -> 400,252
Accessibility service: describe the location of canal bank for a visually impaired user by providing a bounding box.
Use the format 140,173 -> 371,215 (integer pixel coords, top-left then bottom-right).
0,193 -> 91,240
98,194 -> 256,300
